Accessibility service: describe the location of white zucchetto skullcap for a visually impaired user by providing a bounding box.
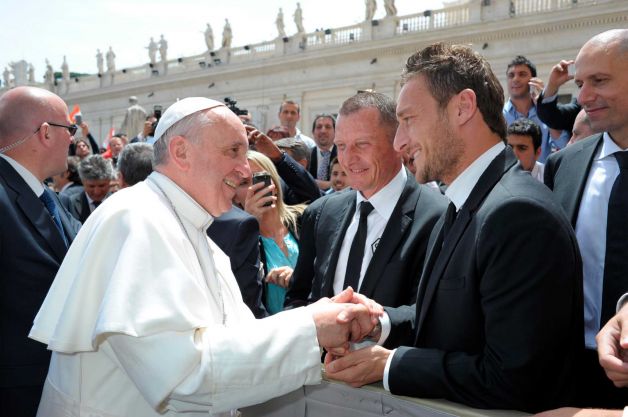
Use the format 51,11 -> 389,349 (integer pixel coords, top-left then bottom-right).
153,97 -> 225,142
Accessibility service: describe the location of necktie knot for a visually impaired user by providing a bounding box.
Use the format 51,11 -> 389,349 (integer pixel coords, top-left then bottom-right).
359,201 -> 374,218
613,151 -> 628,169
39,188 -> 56,213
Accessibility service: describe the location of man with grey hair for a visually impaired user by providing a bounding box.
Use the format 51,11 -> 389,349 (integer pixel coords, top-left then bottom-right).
275,137 -> 310,169
61,154 -> 114,223
285,91 -> 447,310
117,142 -> 154,188
30,97 -> 380,416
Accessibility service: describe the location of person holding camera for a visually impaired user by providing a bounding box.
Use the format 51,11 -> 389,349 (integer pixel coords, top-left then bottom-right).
240,151 -> 306,315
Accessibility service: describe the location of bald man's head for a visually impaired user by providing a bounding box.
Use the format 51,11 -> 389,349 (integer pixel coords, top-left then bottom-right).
0,86 -> 74,181
0,87 -> 66,146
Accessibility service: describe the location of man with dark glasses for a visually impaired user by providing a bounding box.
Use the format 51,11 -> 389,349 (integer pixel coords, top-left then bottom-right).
0,86 -> 81,417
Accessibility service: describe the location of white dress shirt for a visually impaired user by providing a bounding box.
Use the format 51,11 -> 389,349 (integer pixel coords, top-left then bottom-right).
0,153 -> 45,196
575,132 -> 628,348
333,167 -> 407,295
383,141 -> 506,390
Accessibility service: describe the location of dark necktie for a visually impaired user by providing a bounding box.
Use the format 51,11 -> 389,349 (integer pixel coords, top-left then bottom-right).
39,188 -> 67,247
343,201 -> 375,291
601,151 -> 628,326
442,201 -> 457,239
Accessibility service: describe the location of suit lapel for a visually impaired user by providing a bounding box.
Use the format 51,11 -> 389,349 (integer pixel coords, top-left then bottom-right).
78,192 -> 91,223
415,148 -> 517,338
0,159 -> 67,260
553,134 -> 602,227
54,191 -> 78,243
359,176 -> 419,297
321,194 -> 356,297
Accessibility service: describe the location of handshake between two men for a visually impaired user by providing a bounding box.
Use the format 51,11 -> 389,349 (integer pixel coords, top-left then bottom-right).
310,287 -> 391,387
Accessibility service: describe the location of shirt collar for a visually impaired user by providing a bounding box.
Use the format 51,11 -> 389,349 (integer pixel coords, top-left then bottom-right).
596,132 -> 628,161
355,166 -> 406,220
0,153 -> 45,196
504,98 -> 538,118
446,142 -> 505,210
147,171 -> 214,231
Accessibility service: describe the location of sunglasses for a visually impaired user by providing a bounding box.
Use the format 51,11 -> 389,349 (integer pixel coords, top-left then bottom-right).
44,122 -> 78,136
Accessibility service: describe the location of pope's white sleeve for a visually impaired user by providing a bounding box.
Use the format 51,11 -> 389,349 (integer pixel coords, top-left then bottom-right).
107,307 -> 321,414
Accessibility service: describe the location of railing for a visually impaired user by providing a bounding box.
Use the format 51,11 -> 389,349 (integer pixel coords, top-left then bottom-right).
5,0 -> 604,96
513,0 -> 598,16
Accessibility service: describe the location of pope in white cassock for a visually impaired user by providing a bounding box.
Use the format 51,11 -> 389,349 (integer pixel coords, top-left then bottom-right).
29,98 -> 378,417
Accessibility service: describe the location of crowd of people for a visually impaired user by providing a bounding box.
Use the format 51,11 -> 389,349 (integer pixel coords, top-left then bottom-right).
0,28 -> 626,417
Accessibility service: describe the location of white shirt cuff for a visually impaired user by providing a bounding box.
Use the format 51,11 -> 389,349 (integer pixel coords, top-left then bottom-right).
382,348 -> 397,391
541,91 -> 558,103
622,406 -> 628,417
377,312 -> 391,345
350,311 -> 391,351
617,293 -> 628,312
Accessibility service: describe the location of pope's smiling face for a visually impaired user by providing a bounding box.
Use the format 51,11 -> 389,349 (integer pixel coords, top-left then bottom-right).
186,108 -> 251,216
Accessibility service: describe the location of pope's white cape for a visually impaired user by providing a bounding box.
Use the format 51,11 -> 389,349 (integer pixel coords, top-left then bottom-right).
29,172 -> 321,415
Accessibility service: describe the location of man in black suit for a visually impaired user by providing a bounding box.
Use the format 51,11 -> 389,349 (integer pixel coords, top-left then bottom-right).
307,114 -> 337,191
208,206 -> 268,318
285,91 -> 447,309
325,43 -> 583,413
544,29 -> 628,409
61,154 -> 114,223
0,86 -> 81,416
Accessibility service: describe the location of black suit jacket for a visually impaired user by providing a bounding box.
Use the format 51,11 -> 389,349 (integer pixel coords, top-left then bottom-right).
544,134 -> 602,226
285,171 -> 447,308
308,145 -> 337,181
537,92 -> 581,132
208,206 -> 268,318
385,148 -> 583,413
0,158 -> 80,413
60,191 -> 92,224
544,133 -> 626,408
275,152 -> 323,205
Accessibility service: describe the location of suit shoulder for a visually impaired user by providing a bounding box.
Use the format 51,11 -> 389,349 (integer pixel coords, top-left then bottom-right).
415,184 -> 448,209
547,133 -> 602,165
305,188 -> 354,214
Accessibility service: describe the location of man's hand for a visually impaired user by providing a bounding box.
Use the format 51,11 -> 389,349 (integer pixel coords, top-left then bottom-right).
308,294 -> 376,351
324,345 -> 390,387
529,77 -> 545,105
246,125 -> 283,162
535,408 -> 622,417
331,287 -> 383,327
80,122 -> 90,138
596,302 -> 628,387
545,59 -> 575,97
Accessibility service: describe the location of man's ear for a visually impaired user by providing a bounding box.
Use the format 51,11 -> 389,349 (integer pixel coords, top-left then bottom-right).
534,144 -> 542,161
168,136 -> 191,170
38,123 -> 53,148
455,89 -> 477,126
